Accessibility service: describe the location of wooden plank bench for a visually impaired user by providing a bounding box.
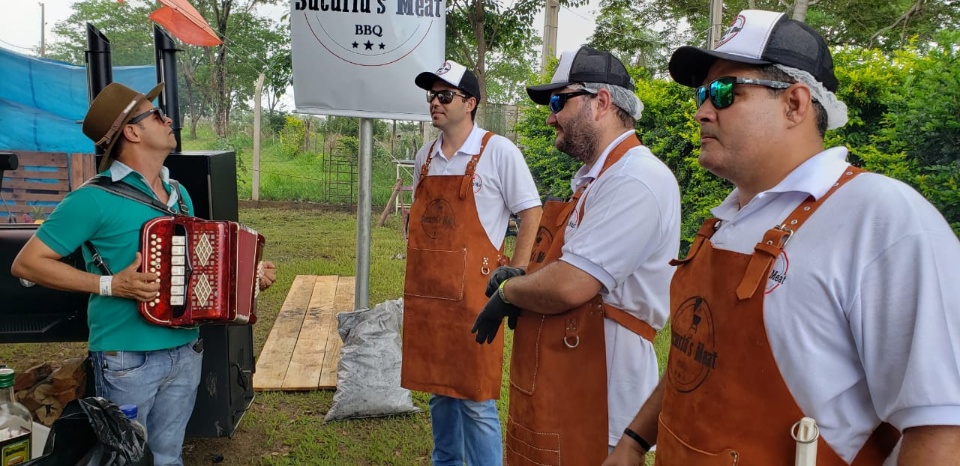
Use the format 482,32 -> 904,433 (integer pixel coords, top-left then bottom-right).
0,151 -> 96,222
253,275 -> 355,391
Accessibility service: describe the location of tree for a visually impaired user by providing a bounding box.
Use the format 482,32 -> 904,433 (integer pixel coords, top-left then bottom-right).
175,8 -> 288,139
47,0 -> 289,141
834,32 -> 960,234
191,0 -> 283,138
623,0 -> 960,51
46,0 -> 155,66
444,0 -> 586,105
588,0 -> 674,77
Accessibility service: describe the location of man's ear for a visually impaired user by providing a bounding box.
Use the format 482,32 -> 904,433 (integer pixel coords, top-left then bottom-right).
784,84 -> 814,128
594,88 -> 614,120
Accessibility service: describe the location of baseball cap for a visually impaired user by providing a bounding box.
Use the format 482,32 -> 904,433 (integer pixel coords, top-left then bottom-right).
669,10 -> 838,92
415,60 -> 482,101
527,46 -> 634,105
83,82 -> 164,170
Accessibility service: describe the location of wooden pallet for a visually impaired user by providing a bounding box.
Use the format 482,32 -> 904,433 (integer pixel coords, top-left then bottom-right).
253,275 -> 355,391
0,151 -> 97,221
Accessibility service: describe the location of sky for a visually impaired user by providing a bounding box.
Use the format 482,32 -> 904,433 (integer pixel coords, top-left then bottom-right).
0,0 -> 599,60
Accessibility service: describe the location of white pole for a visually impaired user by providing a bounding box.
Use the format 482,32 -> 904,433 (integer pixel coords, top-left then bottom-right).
253,73 -> 264,201
707,0 -> 724,49
540,0 -> 559,71
38,2 -> 45,57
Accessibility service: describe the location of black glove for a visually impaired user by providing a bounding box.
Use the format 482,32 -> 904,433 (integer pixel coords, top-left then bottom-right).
485,266 -> 525,297
471,293 -> 521,344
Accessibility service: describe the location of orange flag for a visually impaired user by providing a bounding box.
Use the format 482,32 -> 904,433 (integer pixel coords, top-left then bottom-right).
149,0 -> 222,47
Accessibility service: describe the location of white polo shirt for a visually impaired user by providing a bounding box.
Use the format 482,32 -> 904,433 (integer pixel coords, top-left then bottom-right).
561,130 -> 682,446
708,146 -> 960,463
413,124 -> 541,248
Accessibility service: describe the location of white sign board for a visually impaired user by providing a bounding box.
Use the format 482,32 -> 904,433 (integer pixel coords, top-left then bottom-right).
290,0 -> 444,120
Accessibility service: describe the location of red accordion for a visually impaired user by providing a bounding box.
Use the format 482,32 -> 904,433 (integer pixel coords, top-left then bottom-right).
138,216 -> 265,327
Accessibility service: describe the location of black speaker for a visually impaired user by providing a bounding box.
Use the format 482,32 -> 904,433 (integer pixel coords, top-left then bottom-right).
164,151 -> 256,438
0,225 -> 89,343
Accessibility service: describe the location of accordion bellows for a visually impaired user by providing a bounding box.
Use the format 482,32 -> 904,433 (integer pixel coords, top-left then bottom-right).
138,216 -> 265,327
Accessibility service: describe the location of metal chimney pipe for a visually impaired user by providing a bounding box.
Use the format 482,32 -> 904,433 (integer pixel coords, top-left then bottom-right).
154,25 -> 182,153
85,23 -> 112,155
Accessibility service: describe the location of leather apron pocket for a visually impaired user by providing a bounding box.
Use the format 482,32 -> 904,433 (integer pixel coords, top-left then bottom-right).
405,247 -> 466,301
510,314 -> 544,394
506,419 -> 560,466
657,417 -> 740,465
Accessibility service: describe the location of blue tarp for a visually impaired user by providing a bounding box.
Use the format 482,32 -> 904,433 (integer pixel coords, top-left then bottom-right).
0,47 -> 155,153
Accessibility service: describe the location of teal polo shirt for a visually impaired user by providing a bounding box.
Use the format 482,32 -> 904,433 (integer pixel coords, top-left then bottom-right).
36,162 -> 200,352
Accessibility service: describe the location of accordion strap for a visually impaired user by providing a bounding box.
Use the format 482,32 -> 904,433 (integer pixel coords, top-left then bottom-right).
79,176 -> 190,276
82,176 -> 188,216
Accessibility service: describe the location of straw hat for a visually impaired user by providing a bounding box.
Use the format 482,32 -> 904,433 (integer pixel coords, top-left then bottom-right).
82,82 -> 164,171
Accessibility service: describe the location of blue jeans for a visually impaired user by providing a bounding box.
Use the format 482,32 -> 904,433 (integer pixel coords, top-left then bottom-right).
429,394 -> 503,466
91,340 -> 203,466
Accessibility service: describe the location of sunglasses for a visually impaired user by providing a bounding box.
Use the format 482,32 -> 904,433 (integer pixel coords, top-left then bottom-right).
426,90 -> 470,104
128,107 -> 166,125
548,90 -> 594,113
696,77 -> 793,109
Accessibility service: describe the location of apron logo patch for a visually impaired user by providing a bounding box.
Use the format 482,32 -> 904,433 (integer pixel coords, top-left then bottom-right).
529,226 -> 554,264
472,174 -> 482,193
765,250 -> 789,294
668,296 -> 717,393
420,199 -> 456,239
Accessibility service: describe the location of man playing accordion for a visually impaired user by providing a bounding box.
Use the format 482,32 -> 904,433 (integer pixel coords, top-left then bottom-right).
12,82 -> 276,466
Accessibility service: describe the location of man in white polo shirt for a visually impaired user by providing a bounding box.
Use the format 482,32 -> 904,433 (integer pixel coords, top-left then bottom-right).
400,59 -> 542,466
473,46 -> 681,464
606,10 -> 960,466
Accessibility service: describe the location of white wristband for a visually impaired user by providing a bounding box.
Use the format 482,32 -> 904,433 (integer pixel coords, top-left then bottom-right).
99,275 -> 113,297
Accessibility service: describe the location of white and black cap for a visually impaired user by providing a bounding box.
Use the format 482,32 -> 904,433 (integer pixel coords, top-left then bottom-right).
670,10 -> 848,129
527,46 -> 635,105
415,60 -> 482,101
669,10 -> 839,92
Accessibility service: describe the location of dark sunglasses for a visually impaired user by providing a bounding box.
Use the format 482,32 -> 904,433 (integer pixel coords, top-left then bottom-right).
426,90 -> 470,104
128,107 -> 166,125
696,77 -> 793,109
548,90 -> 594,113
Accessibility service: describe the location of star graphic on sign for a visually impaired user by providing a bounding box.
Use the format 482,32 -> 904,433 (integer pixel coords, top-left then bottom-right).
379,42 -> 386,49
364,41 -> 373,50
352,41 -> 359,48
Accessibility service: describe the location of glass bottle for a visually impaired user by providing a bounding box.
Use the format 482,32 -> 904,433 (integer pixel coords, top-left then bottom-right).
0,367 -> 31,465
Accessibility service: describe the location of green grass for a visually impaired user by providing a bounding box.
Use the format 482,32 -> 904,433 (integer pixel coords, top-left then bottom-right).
180,125 -> 404,207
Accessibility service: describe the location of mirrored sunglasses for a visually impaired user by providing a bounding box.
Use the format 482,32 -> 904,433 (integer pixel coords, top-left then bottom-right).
426,90 -> 469,104
548,90 -> 594,113
695,77 -> 793,109
128,107 -> 166,125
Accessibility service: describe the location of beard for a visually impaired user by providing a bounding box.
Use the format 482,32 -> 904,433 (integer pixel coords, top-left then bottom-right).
555,104 -> 600,164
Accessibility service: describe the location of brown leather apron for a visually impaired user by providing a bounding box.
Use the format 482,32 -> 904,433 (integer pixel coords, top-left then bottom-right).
657,167 -> 900,465
506,135 -> 656,466
401,132 -> 509,401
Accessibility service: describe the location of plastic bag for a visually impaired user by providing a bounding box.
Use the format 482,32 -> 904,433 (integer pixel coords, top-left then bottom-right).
23,397 -> 152,465
324,299 -> 420,422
